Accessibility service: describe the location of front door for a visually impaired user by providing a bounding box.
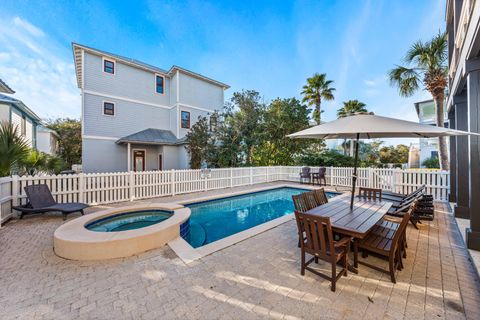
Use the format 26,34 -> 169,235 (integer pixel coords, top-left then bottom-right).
133,150 -> 145,171
158,154 -> 163,171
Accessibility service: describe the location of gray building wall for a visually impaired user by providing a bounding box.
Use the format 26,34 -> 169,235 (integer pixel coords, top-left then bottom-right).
83,52 -> 171,107
80,48 -> 227,173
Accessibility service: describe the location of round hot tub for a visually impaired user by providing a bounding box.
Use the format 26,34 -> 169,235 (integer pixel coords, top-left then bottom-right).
86,210 -> 173,232
54,203 -> 190,261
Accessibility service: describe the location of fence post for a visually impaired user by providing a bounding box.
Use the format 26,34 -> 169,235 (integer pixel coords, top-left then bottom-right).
391,169 -> 397,192
171,170 -> 176,196
329,166 -> 334,186
11,175 -> 19,207
266,166 -> 269,182
204,170 -> 208,192
129,171 -> 135,201
78,173 -> 84,203
230,168 -> 233,188
368,167 -> 373,188
250,167 -> 253,185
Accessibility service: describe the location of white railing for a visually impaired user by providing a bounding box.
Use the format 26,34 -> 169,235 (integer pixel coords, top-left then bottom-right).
0,166 -> 450,224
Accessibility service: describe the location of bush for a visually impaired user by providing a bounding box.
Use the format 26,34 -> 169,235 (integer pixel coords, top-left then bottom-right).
422,157 -> 440,169
297,149 -> 355,167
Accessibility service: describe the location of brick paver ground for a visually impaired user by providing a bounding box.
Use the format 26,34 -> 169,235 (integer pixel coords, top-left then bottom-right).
1,183 -> 479,319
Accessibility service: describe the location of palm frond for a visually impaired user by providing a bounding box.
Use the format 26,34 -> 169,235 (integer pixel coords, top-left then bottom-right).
388,66 -> 420,97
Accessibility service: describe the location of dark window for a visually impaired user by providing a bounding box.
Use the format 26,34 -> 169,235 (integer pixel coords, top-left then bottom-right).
181,111 -> 190,129
103,102 -> 115,116
431,151 -> 438,159
103,59 -> 115,74
21,115 -> 26,135
156,75 -> 164,94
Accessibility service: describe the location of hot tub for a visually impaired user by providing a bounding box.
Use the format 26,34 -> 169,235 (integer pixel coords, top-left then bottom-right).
54,203 -> 190,260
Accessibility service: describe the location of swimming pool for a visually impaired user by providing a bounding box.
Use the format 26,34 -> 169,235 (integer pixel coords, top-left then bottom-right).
185,187 -> 338,248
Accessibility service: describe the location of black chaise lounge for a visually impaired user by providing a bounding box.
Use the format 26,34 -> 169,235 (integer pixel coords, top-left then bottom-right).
13,184 -> 88,220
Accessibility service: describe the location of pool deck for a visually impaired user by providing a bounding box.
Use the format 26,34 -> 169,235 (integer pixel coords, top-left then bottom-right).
1,182 -> 480,319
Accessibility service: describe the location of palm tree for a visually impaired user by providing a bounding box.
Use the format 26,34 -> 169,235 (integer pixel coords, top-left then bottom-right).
301,73 -> 335,124
0,122 -> 30,177
337,100 -> 367,155
389,32 -> 449,170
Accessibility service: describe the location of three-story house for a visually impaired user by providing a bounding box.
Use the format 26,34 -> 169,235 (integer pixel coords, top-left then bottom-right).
72,43 -> 229,173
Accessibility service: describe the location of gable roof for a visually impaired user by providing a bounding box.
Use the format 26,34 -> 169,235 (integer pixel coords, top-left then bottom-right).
0,93 -> 41,122
0,79 -> 15,94
72,43 -> 230,90
116,128 -> 187,145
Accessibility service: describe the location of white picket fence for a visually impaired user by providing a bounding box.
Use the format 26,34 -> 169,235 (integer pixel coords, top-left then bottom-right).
0,166 -> 450,224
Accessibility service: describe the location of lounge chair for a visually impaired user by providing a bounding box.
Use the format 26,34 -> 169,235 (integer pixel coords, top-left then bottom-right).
295,211 -> 352,292
13,184 -> 88,220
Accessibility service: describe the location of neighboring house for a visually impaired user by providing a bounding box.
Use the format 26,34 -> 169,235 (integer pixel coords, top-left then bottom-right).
72,43 -> 229,173
413,99 -> 448,167
36,125 -> 59,155
0,79 -> 41,148
446,0 -> 480,250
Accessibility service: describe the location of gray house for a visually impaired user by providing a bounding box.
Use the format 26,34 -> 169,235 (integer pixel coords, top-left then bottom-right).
72,43 -> 229,173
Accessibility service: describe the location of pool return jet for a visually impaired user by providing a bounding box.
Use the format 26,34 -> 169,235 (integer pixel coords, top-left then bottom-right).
287,112 -> 479,210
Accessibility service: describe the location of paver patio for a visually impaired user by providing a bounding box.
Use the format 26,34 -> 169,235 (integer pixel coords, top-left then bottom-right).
0,183 -> 479,319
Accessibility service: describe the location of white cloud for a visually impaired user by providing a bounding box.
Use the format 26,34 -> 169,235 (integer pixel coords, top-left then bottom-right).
13,16 -> 45,38
0,16 -> 79,120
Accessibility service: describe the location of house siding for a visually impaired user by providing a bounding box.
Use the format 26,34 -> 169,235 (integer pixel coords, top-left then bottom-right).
83,52 -> 171,107
0,103 -> 9,122
178,72 -> 224,111
83,93 -> 171,138
83,138 -> 127,173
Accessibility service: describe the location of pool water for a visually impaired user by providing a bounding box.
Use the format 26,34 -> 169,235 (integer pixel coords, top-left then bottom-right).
185,187 -> 338,248
86,210 -> 173,232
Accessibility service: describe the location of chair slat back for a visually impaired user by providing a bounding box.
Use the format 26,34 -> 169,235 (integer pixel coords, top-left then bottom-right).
24,184 -> 57,208
300,167 -> 311,178
304,191 -> 317,210
313,188 -> 328,206
359,187 -> 382,201
292,194 -> 309,212
295,211 -> 335,259
391,200 -> 418,254
318,167 -> 326,177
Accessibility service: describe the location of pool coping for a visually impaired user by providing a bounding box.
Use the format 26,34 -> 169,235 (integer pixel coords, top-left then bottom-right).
168,183 -> 341,264
54,203 -> 190,260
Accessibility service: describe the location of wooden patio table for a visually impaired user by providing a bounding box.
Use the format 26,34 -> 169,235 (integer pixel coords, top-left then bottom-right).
305,193 -> 393,273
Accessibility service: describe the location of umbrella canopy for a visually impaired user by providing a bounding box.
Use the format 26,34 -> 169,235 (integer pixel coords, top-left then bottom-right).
288,113 -> 479,209
287,113 -> 476,139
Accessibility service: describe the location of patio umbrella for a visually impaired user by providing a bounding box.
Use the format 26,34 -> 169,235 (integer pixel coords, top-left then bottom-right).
287,112 -> 479,209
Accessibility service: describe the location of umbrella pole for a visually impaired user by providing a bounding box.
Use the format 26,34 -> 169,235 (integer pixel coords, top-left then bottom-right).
350,133 -> 360,210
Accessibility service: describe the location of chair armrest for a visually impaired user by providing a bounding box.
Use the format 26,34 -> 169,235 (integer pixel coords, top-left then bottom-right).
334,237 -> 352,248
382,216 -> 401,223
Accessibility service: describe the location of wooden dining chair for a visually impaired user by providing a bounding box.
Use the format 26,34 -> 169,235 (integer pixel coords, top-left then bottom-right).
353,200 -> 417,283
358,187 -> 382,201
294,211 -> 352,292
293,192 -> 318,248
312,188 -> 329,206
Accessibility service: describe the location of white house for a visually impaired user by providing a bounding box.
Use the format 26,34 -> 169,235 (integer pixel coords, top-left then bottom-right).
72,43 -> 230,173
36,125 -> 59,155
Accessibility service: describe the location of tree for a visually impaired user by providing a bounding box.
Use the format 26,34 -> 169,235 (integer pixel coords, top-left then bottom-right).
184,116 -> 210,169
18,150 -> 65,175
227,90 -> 265,165
301,73 -> 335,124
422,156 -> 440,169
252,98 -> 310,165
379,144 -> 409,164
297,149 -> 355,167
336,100 -> 367,155
0,122 -> 30,177
47,118 -> 82,167
389,32 -> 449,170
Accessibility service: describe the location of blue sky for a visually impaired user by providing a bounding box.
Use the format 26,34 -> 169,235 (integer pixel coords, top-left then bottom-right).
0,0 -> 445,142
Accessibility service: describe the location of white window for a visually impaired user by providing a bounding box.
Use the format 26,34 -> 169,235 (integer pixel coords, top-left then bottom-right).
103,101 -> 115,116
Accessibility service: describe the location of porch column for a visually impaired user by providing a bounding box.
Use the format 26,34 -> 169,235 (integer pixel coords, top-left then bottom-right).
127,143 -> 131,172
448,109 -> 457,203
454,94 -> 470,219
467,68 -> 480,250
